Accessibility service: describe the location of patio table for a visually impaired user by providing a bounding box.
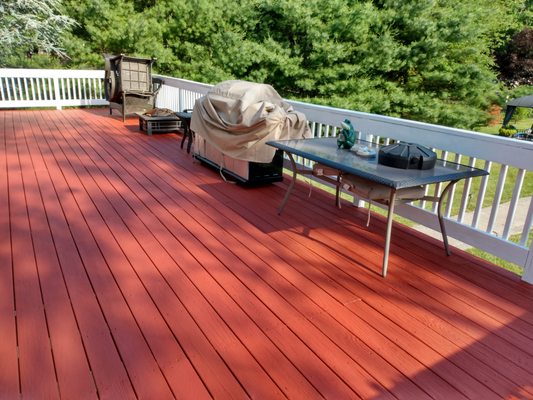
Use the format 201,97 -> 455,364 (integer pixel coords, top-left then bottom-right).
267,137 -> 488,277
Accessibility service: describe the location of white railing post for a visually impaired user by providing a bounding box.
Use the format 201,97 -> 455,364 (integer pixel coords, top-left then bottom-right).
178,88 -> 184,112
523,243 -> 533,283
53,76 -> 62,110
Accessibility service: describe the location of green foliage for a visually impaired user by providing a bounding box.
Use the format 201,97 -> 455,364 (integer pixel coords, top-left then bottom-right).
61,0 -> 163,67
508,85 -> 533,99
512,107 -> 533,123
498,125 -> 518,137
0,0 -> 75,67
466,247 -> 523,275
7,0 -> 531,130
496,27 -> 533,86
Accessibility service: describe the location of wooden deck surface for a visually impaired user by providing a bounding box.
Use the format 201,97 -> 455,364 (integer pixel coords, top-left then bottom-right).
1,108 -> 533,400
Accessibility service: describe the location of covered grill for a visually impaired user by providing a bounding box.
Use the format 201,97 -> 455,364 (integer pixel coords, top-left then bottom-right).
191,80 -> 311,184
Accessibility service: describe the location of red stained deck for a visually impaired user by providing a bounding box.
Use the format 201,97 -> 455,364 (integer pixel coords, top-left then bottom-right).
1,108 -> 533,400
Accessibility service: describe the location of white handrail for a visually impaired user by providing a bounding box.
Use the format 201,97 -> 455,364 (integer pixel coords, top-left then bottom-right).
1,68 -> 532,283
0,68 -> 107,109
155,74 -> 212,112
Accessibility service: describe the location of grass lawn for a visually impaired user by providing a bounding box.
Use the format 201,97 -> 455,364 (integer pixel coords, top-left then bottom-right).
466,230 -> 531,276
475,117 -> 533,135
421,117 -> 533,217
426,155 -> 533,217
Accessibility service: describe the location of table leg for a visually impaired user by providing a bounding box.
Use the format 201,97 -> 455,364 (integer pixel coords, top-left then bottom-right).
335,173 -> 342,209
437,179 -> 459,256
382,189 -> 397,277
186,129 -> 194,154
179,122 -> 194,153
278,152 -> 298,215
180,125 -> 187,149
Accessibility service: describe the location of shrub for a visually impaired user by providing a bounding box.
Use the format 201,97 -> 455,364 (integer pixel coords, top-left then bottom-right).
496,27 -> 533,86
498,125 -> 518,137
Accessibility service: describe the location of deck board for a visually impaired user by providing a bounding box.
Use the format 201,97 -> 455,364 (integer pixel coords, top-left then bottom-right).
8,111 -> 61,399
77,108 -> 532,398
260,185 -> 531,396
35,111 -> 229,399
193,173 -> 504,395
52,110 -> 315,399
0,112 -> 21,399
1,108 -> 533,399
16,111 -> 98,399
22,110 -> 142,399
81,112 -> 413,399
69,110 -> 362,399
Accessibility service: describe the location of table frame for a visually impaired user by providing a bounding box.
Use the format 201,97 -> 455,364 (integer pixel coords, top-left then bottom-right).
268,138 -> 488,277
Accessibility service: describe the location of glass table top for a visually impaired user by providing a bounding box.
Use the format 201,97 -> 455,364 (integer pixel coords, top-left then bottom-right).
267,137 -> 488,189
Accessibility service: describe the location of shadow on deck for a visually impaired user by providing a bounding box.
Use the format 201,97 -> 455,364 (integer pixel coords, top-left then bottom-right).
1,108 -> 532,399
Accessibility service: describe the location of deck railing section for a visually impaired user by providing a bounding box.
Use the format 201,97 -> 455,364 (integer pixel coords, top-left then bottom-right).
0,68 -> 107,109
154,74 -> 212,111
1,68 -> 532,282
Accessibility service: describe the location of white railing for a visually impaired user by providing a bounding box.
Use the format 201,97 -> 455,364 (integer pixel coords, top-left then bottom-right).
154,74 -> 212,111
1,69 -> 532,283
0,68 -> 107,109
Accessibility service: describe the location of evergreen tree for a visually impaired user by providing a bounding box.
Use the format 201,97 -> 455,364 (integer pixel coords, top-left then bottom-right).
54,0 -> 533,129
0,0 -> 74,67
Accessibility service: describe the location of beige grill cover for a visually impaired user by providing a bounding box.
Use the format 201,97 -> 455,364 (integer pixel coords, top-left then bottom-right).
191,80 -> 311,163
